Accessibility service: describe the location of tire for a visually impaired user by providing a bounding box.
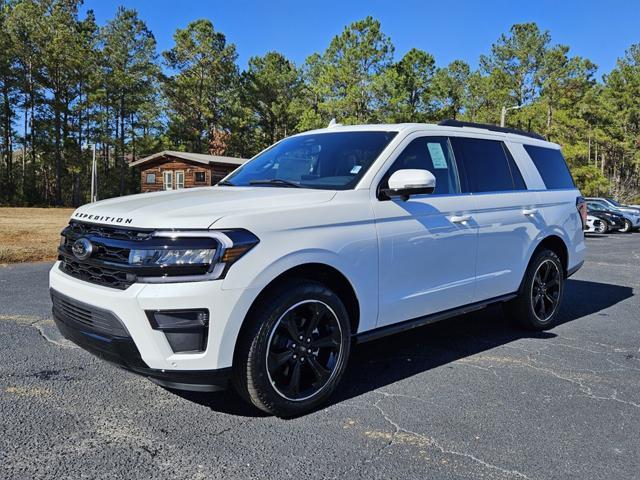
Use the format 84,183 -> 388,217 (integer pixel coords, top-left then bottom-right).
504,249 -> 564,330
594,220 -> 608,234
619,219 -> 633,233
232,279 -> 351,417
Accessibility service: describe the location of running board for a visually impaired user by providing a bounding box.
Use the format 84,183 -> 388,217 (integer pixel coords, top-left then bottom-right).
354,293 -> 518,344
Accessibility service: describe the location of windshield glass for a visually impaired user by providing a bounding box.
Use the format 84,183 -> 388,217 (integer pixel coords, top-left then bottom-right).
224,131 -> 397,190
608,198 -> 621,206
588,202 -> 610,211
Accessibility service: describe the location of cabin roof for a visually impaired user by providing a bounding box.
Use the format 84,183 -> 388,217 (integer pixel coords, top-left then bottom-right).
130,150 -> 246,168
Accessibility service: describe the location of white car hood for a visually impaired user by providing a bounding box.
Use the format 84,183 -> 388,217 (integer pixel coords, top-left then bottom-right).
71,186 -> 336,229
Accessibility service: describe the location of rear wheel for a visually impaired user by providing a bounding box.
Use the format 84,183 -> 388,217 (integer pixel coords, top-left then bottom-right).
619,219 -> 633,233
505,249 -> 564,330
232,280 -> 351,417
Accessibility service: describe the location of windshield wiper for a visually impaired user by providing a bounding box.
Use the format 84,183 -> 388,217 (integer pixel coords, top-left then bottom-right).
217,180 -> 236,186
249,179 -> 302,188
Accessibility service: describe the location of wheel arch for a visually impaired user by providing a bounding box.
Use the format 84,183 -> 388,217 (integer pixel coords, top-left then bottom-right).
535,235 -> 569,274
233,262 -> 361,361
520,234 -> 569,293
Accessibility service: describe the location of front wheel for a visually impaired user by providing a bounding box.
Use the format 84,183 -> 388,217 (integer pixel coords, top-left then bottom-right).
619,219 -> 633,233
504,249 -> 564,330
594,220 -> 608,234
232,280 -> 351,417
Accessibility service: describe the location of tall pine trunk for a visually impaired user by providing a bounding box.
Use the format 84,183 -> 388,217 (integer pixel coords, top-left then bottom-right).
119,95 -> 125,196
2,85 -> 12,202
54,98 -> 62,205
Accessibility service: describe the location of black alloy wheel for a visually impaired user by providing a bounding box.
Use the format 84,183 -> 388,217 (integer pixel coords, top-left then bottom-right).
531,259 -> 561,322
504,248 -> 565,330
232,280 -> 351,417
266,300 -> 342,401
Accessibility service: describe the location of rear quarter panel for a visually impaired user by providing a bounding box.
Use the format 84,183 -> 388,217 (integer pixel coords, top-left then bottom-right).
508,141 -> 585,273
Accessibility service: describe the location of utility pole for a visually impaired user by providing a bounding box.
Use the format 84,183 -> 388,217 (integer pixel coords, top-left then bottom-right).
84,143 -> 98,203
91,143 -> 97,203
500,105 -> 525,127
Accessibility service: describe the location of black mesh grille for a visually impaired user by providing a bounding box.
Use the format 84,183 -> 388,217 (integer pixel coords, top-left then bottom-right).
58,221 -> 154,289
51,289 -> 129,337
58,220 -> 219,289
66,221 -> 152,241
59,257 -> 133,290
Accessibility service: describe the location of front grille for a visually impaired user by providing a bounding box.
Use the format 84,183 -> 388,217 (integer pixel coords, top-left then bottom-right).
66,221 -> 152,241
62,221 -> 153,266
58,221 -> 155,289
51,289 -> 129,337
58,220 -> 219,289
59,256 -> 133,290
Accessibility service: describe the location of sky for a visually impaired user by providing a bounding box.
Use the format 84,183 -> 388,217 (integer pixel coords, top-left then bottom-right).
81,0 -> 639,78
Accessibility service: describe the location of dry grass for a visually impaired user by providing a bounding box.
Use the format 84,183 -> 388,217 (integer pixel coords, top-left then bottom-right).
0,207 -> 74,264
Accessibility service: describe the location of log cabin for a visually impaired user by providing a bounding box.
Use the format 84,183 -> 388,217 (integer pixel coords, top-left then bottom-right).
130,151 -> 247,193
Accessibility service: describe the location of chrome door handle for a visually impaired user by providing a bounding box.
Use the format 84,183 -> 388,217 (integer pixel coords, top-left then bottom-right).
450,214 -> 471,224
522,208 -> 538,216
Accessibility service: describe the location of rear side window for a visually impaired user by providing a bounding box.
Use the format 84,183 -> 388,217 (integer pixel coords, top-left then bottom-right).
451,137 -> 524,193
381,137 -> 461,194
523,145 -> 575,189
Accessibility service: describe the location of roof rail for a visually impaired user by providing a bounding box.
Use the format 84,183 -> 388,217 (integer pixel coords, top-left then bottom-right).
438,119 -> 546,141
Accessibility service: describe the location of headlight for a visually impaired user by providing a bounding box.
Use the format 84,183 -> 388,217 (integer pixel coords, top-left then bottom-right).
134,229 -> 259,283
129,248 -> 217,266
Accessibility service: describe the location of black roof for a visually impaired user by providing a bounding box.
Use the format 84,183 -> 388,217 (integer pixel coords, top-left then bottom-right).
438,119 -> 546,141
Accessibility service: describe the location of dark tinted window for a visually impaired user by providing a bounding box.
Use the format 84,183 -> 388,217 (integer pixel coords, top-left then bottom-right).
227,131 -> 397,190
381,137 -> 461,195
451,138 -> 518,193
504,146 -> 527,190
523,145 -> 575,189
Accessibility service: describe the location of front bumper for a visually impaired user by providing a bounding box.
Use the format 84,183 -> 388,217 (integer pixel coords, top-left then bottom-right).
49,261 -> 260,374
51,289 -> 231,391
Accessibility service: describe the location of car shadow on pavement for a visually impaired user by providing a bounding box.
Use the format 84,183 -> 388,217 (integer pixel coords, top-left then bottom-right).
171,278 -> 633,417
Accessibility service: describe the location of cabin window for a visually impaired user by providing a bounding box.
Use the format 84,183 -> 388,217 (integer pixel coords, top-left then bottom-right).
175,171 -> 185,189
145,173 -> 156,184
163,171 -> 174,190
195,171 -> 206,183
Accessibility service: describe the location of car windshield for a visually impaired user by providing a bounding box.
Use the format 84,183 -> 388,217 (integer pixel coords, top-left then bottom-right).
589,202 -> 609,211
223,131 -> 397,190
608,198 -> 622,207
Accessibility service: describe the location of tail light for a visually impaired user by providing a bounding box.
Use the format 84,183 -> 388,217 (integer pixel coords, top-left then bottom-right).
576,196 -> 587,230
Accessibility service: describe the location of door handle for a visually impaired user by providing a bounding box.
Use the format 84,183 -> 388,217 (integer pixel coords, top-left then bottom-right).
522,208 -> 538,216
450,214 -> 471,224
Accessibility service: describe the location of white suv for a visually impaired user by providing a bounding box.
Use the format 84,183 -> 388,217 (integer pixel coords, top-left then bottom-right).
50,120 -> 586,416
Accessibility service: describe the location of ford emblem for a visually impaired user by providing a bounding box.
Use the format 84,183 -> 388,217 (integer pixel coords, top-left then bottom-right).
72,238 -> 93,261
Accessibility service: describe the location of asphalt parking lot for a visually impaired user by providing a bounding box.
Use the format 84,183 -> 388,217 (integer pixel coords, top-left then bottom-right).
1,234 -> 639,480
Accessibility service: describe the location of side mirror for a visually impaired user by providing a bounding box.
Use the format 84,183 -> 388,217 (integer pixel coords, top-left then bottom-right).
381,169 -> 436,200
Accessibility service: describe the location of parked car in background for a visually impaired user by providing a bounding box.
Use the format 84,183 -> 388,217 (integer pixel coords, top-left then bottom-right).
586,197 -> 640,214
603,198 -> 640,212
585,215 -> 608,234
586,206 -> 626,233
586,199 -> 640,233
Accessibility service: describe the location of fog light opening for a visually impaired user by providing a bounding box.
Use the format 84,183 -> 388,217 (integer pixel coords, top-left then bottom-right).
146,309 -> 209,353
